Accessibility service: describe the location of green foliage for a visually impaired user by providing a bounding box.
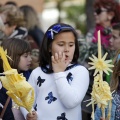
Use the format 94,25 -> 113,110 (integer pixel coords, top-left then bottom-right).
64,5 -> 87,34
78,41 -> 115,66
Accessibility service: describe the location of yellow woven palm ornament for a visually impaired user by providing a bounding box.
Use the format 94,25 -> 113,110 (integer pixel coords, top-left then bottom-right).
0,47 -> 34,113
88,31 -> 114,76
87,30 -> 113,120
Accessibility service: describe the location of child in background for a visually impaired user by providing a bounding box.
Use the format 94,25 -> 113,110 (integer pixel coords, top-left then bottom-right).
0,5 -> 27,39
95,23 -> 120,120
110,23 -> 120,51
0,38 -> 33,120
21,23 -> 89,120
19,5 -> 44,70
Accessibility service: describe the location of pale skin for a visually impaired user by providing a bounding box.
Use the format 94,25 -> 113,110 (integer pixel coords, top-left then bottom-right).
50,32 -> 75,73
94,7 -> 114,28
18,52 -> 32,71
26,111 -> 37,120
109,29 -> 120,51
26,31 -> 75,120
0,13 -> 16,36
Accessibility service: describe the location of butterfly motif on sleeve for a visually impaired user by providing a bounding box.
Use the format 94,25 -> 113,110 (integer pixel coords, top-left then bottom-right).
34,104 -> 37,111
37,76 -> 45,87
57,112 -> 68,120
66,72 -> 73,83
45,92 -> 57,104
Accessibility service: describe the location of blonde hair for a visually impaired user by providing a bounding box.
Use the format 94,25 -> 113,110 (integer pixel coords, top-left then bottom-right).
20,5 -> 40,30
0,5 -> 25,27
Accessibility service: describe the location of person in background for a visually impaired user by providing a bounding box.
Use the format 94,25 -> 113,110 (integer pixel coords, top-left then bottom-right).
0,38 -> 32,120
4,1 -> 17,6
20,23 -> 89,120
19,5 -> 44,70
0,4 -> 27,40
95,23 -> 120,120
19,5 -> 44,48
110,23 -> 120,51
82,2 -> 120,118
91,0 -> 120,49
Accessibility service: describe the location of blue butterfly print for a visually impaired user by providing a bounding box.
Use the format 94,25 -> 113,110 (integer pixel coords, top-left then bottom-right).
37,76 -> 45,87
66,72 -> 73,83
57,113 -> 68,120
34,104 -> 37,111
45,92 -> 57,104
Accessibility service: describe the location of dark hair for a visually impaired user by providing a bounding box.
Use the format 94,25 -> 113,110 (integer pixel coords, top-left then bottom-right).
112,23 -> 120,36
110,50 -> 120,91
94,0 -> 120,23
112,22 -> 120,30
39,23 -> 79,73
5,1 -> 17,6
1,38 -> 31,69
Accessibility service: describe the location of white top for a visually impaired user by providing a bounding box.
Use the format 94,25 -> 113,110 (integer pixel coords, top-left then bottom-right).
21,64 -> 89,120
0,82 -> 2,89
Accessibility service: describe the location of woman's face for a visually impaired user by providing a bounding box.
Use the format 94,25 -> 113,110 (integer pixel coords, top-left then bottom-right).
94,7 -> 113,26
0,13 -> 16,36
109,29 -> 120,51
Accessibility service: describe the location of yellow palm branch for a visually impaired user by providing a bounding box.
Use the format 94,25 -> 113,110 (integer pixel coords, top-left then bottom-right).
0,47 -> 34,113
87,31 -> 113,120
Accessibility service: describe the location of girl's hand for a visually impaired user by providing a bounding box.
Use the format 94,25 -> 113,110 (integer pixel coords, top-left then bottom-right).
26,111 -> 37,120
52,52 -> 71,73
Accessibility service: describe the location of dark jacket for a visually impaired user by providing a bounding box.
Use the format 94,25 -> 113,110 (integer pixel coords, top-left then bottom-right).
0,87 -> 14,120
0,70 -> 32,120
28,26 -> 44,48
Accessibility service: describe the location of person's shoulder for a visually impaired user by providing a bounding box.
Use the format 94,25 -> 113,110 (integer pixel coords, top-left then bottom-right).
32,67 -> 41,73
67,63 -> 89,72
73,64 -> 88,70
76,65 -> 89,73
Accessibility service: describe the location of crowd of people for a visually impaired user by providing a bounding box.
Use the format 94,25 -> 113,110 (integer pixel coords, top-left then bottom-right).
0,0 -> 120,120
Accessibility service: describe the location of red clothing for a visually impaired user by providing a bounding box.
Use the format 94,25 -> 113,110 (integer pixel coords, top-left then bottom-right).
92,25 -> 112,48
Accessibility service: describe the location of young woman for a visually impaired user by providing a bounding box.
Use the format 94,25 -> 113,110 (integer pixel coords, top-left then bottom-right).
91,0 -> 120,49
21,23 -> 89,120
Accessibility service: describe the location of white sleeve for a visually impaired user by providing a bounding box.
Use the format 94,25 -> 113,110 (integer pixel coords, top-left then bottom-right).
0,82 -> 2,89
20,107 -> 29,119
53,66 -> 89,109
20,71 -> 37,119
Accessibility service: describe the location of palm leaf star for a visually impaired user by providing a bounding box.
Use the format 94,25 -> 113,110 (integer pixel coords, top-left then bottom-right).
87,30 -> 113,120
88,30 -> 114,76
